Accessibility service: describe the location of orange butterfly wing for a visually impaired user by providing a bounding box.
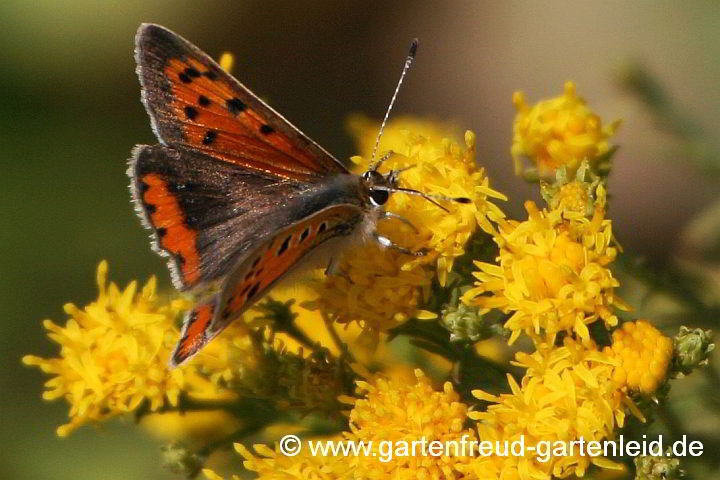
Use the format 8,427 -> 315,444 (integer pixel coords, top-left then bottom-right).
135,23 -> 348,181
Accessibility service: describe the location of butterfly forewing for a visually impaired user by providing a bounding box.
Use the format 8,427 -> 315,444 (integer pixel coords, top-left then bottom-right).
135,23 -> 348,181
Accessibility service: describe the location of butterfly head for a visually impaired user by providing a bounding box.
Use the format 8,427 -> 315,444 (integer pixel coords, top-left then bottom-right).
361,166 -> 471,212
361,169 -> 395,207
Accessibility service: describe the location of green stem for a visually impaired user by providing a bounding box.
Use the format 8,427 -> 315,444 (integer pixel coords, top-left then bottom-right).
324,316 -> 355,363
278,321 -> 315,349
253,297 -> 315,349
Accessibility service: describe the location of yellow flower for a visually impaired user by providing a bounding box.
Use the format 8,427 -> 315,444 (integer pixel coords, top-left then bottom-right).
218,52 -> 234,72
603,320 -> 673,394
541,161 -> 606,220
307,116 -> 506,336
22,261 -> 234,436
306,244 -> 433,337
467,338 -> 627,480
463,199 -> 625,346
512,82 -> 620,177
204,439 -> 352,480
339,368 -> 476,479
550,180 -> 605,221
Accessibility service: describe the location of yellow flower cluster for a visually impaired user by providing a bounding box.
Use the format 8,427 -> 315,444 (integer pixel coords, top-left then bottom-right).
511,82 -> 621,177
308,116 -> 505,335
206,369 -> 475,480
604,320 -> 673,394
22,262 -> 238,436
223,437 -> 352,480
466,338 -> 627,480
208,355 -> 641,480
464,197 -> 624,345
341,369 -> 476,478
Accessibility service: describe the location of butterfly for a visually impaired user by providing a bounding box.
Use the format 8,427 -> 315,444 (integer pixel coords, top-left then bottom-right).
129,24 -> 469,367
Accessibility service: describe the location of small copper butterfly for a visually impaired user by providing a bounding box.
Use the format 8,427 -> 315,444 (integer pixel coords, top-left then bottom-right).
129,24 -> 469,366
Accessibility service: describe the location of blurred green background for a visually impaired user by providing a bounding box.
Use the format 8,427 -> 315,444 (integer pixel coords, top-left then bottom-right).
1,1 -> 719,479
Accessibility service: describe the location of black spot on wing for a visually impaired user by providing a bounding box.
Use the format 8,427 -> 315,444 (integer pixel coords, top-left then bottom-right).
278,236 -> 291,255
227,98 -> 246,114
184,67 -> 201,78
198,95 -> 210,106
202,130 -> 217,145
260,124 -> 274,135
184,106 -> 198,120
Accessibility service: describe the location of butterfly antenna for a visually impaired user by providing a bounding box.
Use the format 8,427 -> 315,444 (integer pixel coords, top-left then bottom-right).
373,186 -> 471,212
369,38 -> 419,171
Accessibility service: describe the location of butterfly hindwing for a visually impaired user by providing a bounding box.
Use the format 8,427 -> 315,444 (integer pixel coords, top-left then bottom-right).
170,297 -> 218,367
168,204 -> 362,366
130,144 -> 310,289
212,205 -> 362,341
135,23 -> 348,181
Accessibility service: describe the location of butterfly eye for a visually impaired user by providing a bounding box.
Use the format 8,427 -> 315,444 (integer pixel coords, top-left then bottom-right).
369,188 -> 390,206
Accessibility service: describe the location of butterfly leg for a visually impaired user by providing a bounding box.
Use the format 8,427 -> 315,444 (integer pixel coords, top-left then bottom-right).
324,256 -> 337,276
325,256 -> 353,283
378,211 -> 419,233
372,233 -> 427,257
